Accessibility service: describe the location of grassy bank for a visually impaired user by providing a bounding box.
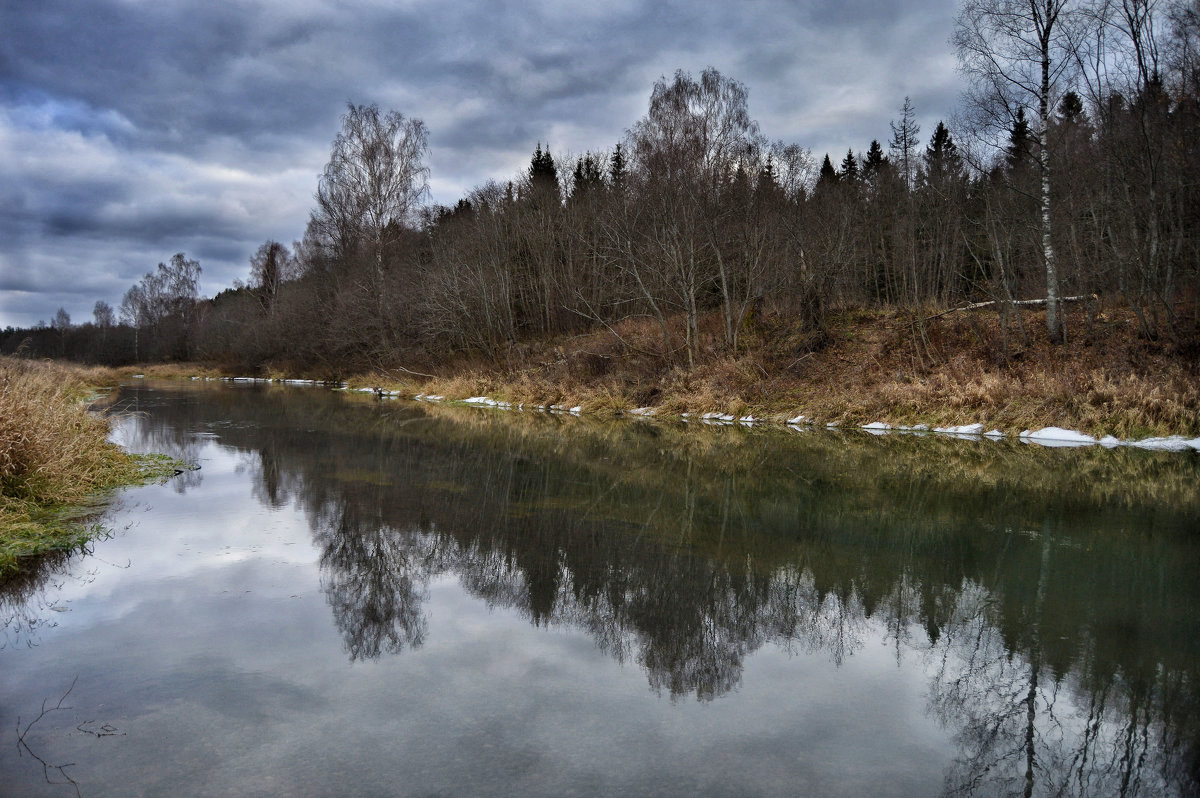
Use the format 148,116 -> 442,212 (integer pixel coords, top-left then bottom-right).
342,304 -> 1198,441
0,357 -> 182,575
122,303 -> 1200,440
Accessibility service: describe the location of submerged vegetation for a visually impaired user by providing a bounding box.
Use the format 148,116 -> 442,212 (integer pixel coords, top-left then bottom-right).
0,357 -> 183,574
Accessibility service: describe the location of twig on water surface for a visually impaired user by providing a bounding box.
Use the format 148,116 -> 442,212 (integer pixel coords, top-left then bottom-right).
15,676 -> 83,797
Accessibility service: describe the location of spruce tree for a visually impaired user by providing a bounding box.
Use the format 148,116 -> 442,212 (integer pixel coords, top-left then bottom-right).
839,148 -> 860,181
529,143 -> 559,199
863,140 -> 888,181
1058,91 -> 1084,125
818,153 -> 838,185
609,142 -> 626,191
1006,107 -> 1032,171
924,121 -> 962,183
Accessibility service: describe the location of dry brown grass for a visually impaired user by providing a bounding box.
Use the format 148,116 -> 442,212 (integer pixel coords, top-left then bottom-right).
197,300 -> 1194,439
358,303 -> 1198,439
0,357 -> 179,573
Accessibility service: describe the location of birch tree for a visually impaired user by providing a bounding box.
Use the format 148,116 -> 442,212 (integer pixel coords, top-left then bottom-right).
955,0 -> 1080,341
311,104 -> 429,280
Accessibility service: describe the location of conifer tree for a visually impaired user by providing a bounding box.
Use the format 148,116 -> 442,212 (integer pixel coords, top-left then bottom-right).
889,96 -> 920,191
863,140 -> 888,181
609,142 -> 626,191
1006,107 -> 1032,171
529,143 -> 559,199
924,121 -> 963,183
839,148 -> 860,181
818,153 -> 838,185
1058,91 -> 1084,124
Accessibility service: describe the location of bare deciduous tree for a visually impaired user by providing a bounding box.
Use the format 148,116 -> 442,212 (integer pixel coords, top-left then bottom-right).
955,0 -> 1080,340
310,103 -> 429,281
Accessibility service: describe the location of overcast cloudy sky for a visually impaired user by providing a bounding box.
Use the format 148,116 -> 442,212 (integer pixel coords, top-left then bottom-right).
1,0 -> 964,329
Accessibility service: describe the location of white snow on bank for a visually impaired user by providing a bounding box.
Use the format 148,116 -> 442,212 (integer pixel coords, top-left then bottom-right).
1128,435 -> 1200,452
183,378 -> 1198,454
1019,427 -> 1098,447
1011,427 -> 1200,451
934,423 -> 985,437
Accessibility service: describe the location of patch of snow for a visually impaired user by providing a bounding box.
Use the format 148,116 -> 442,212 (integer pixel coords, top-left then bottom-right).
984,429 -> 1005,440
863,421 -> 891,431
1128,436 -> 1197,452
1020,427 -> 1098,447
738,416 -> 755,424
787,414 -> 807,425
629,407 -> 656,416
934,423 -> 985,436
570,406 -> 582,414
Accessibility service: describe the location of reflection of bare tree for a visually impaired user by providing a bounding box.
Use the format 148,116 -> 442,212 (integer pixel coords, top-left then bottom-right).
929,576 -> 1198,797
314,497 -> 437,661
106,384 -> 1200,795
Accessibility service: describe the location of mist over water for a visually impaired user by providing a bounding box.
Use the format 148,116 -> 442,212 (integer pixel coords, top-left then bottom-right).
2,382 -> 1198,797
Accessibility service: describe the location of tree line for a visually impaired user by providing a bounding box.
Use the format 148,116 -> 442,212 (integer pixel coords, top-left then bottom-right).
5,0 -> 1197,370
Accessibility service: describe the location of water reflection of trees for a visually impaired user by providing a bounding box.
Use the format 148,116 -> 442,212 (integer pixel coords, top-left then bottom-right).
121,384 -> 1200,796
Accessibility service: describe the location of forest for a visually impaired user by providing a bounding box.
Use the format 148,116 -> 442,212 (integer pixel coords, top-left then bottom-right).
5,0 -> 1198,383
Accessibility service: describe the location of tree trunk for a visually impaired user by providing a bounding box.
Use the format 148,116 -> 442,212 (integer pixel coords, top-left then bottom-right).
1040,25 -> 1062,342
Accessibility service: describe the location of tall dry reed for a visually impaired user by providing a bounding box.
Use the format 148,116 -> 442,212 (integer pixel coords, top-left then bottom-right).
0,357 -> 154,572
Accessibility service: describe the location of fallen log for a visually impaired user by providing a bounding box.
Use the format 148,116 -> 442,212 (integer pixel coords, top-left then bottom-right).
923,294 -> 1096,322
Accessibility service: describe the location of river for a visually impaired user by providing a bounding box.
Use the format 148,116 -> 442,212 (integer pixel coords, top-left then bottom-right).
2,381 -> 1198,797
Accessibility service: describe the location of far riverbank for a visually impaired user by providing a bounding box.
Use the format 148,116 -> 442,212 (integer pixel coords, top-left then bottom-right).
117,304 -> 1199,444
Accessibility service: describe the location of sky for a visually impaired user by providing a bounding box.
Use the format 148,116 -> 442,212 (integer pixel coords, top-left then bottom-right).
0,0 -> 965,330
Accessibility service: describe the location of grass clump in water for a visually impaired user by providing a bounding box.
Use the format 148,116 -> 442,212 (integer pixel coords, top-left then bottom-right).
0,357 -> 184,575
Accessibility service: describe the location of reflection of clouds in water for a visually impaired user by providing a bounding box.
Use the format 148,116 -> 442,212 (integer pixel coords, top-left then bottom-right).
927,580 -> 1193,797
32,383 -> 1196,796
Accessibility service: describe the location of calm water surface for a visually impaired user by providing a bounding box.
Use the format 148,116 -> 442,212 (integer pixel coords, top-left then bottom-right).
2,382 -> 1199,797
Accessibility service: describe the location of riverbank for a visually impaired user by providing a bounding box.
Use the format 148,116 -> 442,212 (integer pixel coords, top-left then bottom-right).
122,303 -> 1200,443
0,357 -> 183,575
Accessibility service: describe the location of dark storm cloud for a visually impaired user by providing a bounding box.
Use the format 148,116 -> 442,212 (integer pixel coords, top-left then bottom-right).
0,0 -> 965,328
